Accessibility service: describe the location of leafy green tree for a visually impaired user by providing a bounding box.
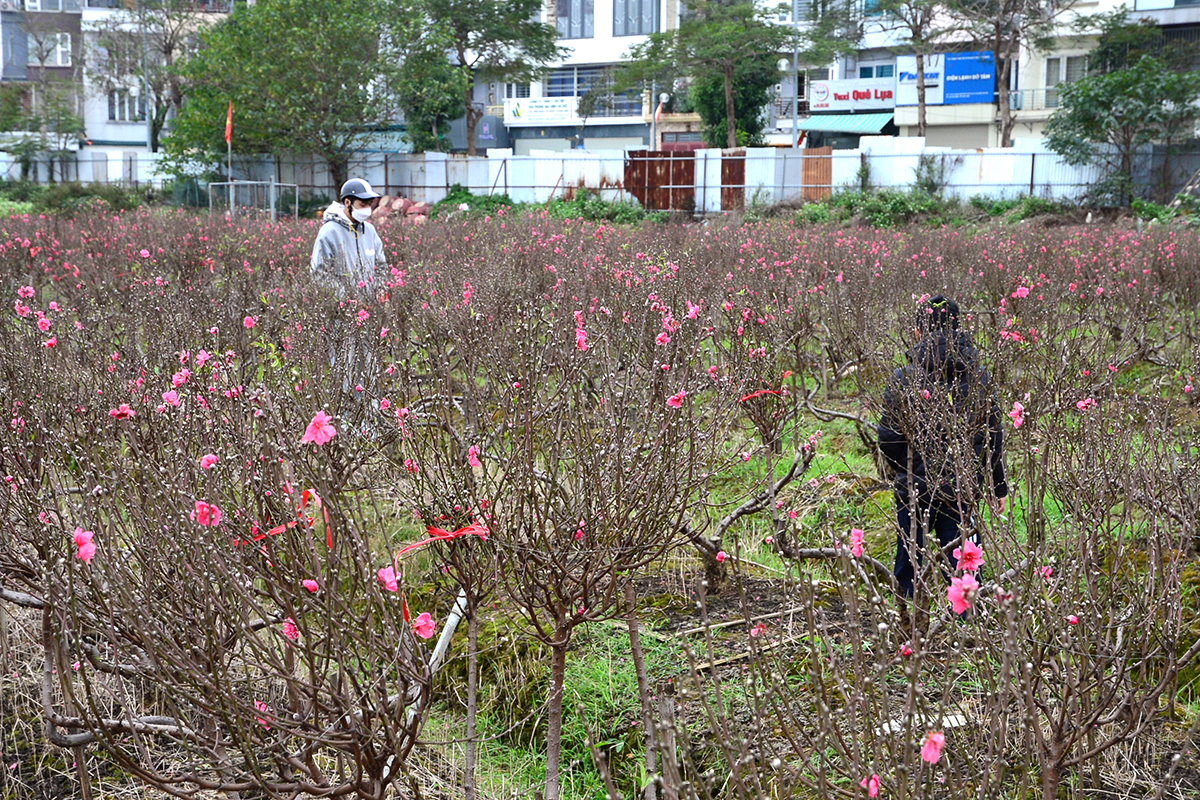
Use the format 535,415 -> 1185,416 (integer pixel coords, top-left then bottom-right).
424,0 -> 562,156
873,0 -> 958,137
622,0 -> 795,149
948,0 -> 1079,147
1044,55 -> 1200,203
163,0 -> 415,185
398,30 -> 468,153
688,61 -> 777,147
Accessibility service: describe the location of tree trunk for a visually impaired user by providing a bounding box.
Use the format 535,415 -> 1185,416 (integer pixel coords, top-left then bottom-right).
464,74 -> 479,156
996,54 -> 1013,148
624,581 -> 658,800
701,547 -> 727,593
1040,759 -> 1060,800
916,52 -> 927,138
723,64 -> 737,149
544,633 -> 570,800
464,604 -> 480,800
328,159 -> 348,195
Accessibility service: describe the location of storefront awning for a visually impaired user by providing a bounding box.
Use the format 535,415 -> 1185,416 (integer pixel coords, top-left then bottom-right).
796,113 -> 894,134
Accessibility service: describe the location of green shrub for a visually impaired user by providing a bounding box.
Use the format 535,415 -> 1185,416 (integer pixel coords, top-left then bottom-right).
32,183 -> 142,215
969,195 -> 1022,217
795,202 -> 831,224
1132,197 -> 1172,223
431,183 -> 516,218
544,188 -> 667,224
0,198 -> 34,217
0,179 -> 46,203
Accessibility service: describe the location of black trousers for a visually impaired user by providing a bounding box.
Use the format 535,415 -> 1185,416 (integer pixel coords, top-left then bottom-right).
893,492 -> 967,598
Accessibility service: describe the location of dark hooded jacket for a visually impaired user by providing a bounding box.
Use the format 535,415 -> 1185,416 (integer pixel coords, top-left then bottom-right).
877,329 -> 1008,504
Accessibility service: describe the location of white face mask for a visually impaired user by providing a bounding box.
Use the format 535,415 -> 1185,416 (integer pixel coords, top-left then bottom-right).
351,207 -> 372,223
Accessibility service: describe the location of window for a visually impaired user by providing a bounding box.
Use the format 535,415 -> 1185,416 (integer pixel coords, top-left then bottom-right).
1045,55 -> 1085,108
614,0 -> 657,36
27,32 -> 71,67
26,0 -> 81,10
808,68 -> 830,81
663,131 -> 703,142
107,90 -> 145,122
860,64 -> 894,79
505,82 -> 530,99
556,0 -> 594,39
545,66 -> 641,116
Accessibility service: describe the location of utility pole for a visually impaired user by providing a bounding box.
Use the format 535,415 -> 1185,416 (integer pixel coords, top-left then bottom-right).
791,0 -> 800,149
141,0 -> 152,184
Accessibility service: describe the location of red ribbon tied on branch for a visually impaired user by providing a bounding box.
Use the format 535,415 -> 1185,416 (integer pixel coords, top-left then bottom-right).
394,523 -> 490,559
232,489 -> 332,549
739,371 -> 793,403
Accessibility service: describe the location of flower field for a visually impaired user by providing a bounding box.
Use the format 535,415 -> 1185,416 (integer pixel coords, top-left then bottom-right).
2,208 -> 1200,800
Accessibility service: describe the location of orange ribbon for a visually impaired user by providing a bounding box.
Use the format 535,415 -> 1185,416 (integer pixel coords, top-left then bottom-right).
233,489 -> 332,549
739,371 -> 792,402
394,523 -> 489,558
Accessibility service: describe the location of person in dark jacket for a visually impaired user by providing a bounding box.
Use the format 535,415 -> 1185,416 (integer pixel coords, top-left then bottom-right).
877,295 -> 1008,599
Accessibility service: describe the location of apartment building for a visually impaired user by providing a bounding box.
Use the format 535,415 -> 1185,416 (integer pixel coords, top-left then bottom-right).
0,0 -> 231,181
459,0 -> 690,154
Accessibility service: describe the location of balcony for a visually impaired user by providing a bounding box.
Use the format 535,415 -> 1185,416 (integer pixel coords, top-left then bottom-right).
85,0 -> 233,10
1006,88 -> 1062,112
773,95 -> 810,118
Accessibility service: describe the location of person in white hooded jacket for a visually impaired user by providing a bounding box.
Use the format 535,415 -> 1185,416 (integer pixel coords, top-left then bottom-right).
310,178 -> 387,301
310,178 -> 387,417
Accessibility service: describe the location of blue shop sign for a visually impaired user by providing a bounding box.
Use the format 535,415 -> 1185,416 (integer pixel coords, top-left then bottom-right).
943,51 -> 995,105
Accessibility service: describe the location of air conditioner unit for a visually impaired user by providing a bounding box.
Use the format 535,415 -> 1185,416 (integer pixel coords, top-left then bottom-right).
0,1 -> 20,11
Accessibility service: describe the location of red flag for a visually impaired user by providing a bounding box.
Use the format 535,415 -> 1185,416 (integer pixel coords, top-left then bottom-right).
654,102 -> 663,125
224,101 -> 232,145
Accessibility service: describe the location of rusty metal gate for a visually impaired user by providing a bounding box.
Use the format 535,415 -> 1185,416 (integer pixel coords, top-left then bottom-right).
802,147 -> 833,202
720,149 -> 745,211
624,150 -> 696,211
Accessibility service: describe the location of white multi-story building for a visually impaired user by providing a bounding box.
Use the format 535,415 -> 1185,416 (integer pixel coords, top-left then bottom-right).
0,0 -> 232,181
459,0 -> 692,154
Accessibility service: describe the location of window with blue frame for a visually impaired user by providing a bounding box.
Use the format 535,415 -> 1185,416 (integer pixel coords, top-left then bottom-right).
546,67 -> 641,116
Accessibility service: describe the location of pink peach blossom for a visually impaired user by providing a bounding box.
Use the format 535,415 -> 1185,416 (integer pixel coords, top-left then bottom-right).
952,540 -> 984,572
192,502 -> 222,527
108,404 -> 135,420
73,528 -> 95,563
920,730 -> 945,764
200,453 -> 218,470
302,579 -> 319,593
254,700 -> 270,729
412,612 -> 436,639
860,774 -> 880,797
377,566 -> 398,592
282,617 -> 298,641
301,410 -> 337,445
162,390 -> 179,407
468,445 -> 481,468
666,390 -> 686,408
849,528 -> 864,558
947,574 -> 978,614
